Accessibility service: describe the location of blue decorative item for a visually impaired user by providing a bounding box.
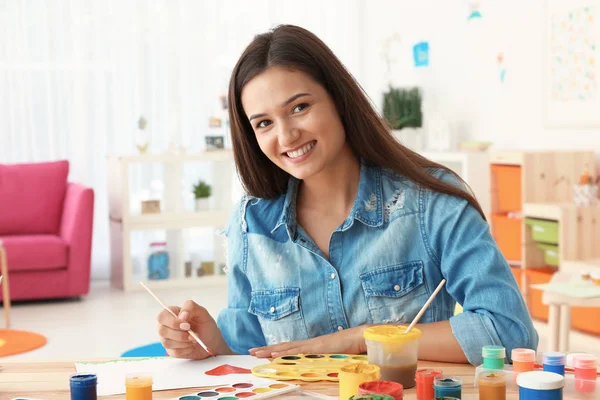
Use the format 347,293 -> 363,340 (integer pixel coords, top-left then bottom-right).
148,241 -> 169,280
121,342 -> 167,357
413,42 -> 429,67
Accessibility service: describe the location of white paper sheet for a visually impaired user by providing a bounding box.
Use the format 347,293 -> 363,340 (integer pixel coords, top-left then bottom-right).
75,355 -> 272,396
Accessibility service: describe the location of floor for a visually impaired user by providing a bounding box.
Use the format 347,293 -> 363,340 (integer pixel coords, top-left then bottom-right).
3,280 -> 600,361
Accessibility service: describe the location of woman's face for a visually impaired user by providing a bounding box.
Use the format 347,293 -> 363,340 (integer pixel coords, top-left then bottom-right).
241,66 -> 347,181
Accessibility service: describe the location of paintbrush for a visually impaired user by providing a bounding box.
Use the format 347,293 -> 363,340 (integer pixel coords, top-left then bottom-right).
140,281 -> 215,357
404,279 -> 446,334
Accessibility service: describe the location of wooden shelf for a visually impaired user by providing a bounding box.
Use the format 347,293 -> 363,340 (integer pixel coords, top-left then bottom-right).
113,150 -> 234,163
522,203 -> 573,221
131,275 -> 228,291
126,211 -> 230,230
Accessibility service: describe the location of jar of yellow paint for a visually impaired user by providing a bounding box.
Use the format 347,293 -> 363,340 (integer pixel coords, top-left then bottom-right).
125,374 -> 153,400
339,363 -> 381,400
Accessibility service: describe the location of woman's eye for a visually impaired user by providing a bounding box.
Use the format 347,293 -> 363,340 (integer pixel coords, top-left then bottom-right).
292,103 -> 309,113
256,119 -> 272,129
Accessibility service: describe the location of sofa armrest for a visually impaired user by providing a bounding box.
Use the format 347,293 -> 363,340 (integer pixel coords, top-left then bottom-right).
60,183 -> 94,296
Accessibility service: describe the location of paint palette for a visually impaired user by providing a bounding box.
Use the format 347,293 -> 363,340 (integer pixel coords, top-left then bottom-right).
251,354 -> 370,382
169,382 -> 299,400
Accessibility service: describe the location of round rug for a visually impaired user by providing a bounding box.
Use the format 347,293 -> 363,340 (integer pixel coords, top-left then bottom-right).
0,329 -> 47,357
121,342 -> 167,357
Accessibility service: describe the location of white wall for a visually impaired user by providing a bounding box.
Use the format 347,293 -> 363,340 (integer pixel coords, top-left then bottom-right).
361,0 -> 600,158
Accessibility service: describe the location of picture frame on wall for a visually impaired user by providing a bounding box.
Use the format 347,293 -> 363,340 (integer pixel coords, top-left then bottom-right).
205,136 -> 224,150
544,0 -> 600,128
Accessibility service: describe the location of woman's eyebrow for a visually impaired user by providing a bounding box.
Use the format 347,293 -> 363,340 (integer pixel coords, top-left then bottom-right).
248,92 -> 311,121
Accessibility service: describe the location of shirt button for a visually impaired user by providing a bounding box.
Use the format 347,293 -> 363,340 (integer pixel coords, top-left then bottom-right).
270,306 -> 276,313
394,284 -> 401,291
330,273 -> 336,280
337,326 -> 344,331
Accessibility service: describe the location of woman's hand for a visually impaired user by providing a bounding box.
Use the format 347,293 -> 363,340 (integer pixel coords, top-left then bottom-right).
157,300 -> 233,359
249,326 -> 368,358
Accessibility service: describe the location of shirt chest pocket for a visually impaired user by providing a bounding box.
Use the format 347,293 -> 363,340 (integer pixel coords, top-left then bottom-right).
248,287 -> 309,345
360,261 -> 430,324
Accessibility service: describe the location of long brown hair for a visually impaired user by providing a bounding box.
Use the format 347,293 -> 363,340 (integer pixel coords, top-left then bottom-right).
228,25 -> 485,220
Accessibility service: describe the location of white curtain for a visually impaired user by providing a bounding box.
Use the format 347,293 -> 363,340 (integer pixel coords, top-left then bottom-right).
0,0 -> 366,280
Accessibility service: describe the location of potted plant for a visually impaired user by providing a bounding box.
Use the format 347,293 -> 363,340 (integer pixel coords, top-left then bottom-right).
193,180 -> 212,211
383,86 -> 423,150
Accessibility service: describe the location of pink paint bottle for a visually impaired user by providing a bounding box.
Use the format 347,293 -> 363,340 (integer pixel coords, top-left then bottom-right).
573,354 -> 597,393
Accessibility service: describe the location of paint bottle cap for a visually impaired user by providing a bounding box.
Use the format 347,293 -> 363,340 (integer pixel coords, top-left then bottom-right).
358,380 -> 403,398
433,376 -> 462,388
70,373 -> 97,387
350,395 -> 394,400
512,348 -> 536,363
566,352 -> 589,368
517,371 -> 564,390
340,363 -> 381,376
415,368 -> 442,381
543,352 -> 566,366
482,345 -> 506,359
363,325 -> 421,343
125,374 -> 153,387
478,370 -> 506,384
573,354 -> 598,370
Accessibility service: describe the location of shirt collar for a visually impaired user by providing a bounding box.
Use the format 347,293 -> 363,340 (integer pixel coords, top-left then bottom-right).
272,162 -> 384,238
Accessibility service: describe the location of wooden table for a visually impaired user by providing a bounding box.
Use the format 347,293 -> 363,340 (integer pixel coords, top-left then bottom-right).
0,359 -> 523,399
537,267 -> 600,353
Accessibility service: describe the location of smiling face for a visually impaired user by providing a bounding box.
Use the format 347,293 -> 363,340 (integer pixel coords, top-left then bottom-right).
241,66 -> 350,181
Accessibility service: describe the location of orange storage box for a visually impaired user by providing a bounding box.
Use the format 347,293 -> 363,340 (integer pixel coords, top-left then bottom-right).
525,267 -> 557,321
571,307 -> 600,335
491,214 -> 522,262
491,165 -> 522,213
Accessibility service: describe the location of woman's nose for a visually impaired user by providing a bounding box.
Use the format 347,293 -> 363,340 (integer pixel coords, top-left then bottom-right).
277,122 -> 300,147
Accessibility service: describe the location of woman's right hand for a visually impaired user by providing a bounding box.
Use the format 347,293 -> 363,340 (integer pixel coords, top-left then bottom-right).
157,300 -> 232,359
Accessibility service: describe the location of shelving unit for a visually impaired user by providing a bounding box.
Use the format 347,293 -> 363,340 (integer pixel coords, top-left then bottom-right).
108,150 -> 236,291
489,150 -> 598,333
420,151 -> 490,217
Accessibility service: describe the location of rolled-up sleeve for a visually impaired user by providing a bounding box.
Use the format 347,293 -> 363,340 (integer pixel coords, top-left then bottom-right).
216,200 -> 266,354
424,171 -> 539,365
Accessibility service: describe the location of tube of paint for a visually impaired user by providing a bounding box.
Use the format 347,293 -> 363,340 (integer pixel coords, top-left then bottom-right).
70,373 -> 97,400
125,374 -> 153,400
339,363 -> 381,400
511,348 -> 535,374
543,352 -> 566,376
477,370 -> 506,400
433,376 -> 461,399
517,371 -> 564,400
358,380 -> 403,400
573,354 -> 597,393
415,369 -> 442,400
482,345 -> 506,370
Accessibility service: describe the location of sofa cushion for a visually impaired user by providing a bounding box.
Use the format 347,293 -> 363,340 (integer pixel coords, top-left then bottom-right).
0,235 -> 68,272
0,160 -> 69,235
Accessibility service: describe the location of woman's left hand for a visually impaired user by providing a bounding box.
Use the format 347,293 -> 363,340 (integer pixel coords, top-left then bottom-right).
249,325 -> 368,358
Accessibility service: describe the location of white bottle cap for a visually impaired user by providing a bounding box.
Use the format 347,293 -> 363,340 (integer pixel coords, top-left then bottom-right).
517,371 -> 564,391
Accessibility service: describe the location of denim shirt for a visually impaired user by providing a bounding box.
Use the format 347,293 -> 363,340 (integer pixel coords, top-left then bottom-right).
216,162 -> 538,365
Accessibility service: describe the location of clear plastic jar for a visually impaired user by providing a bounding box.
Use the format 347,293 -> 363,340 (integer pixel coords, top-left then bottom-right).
147,242 -> 169,280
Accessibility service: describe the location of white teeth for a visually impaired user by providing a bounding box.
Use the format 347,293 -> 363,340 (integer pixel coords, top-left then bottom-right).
287,142 -> 314,159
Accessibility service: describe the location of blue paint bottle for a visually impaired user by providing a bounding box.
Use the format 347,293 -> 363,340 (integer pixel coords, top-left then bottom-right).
433,376 -> 462,399
543,352 -> 566,376
70,373 -> 97,400
517,371 -> 564,400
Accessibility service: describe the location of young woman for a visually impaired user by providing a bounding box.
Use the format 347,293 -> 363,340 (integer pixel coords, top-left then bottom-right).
157,24 -> 538,365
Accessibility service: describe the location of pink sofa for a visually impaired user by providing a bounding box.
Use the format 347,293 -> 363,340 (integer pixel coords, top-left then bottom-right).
0,160 -> 94,301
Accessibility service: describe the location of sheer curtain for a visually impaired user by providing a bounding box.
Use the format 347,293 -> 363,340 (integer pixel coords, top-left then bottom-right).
0,0 -> 366,280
